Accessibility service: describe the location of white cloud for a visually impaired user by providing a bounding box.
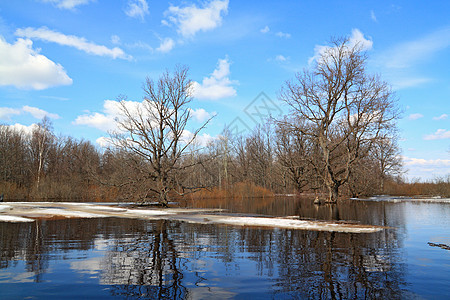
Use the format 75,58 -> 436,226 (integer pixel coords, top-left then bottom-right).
348,28 -> 373,50
370,10 -> 377,22
156,38 -> 175,53
3,123 -> 38,136
41,0 -> 94,10
309,29 -> 373,64
189,108 -> 215,122
275,55 -> 287,62
164,0 -> 229,38
125,0 -> 149,20
260,26 -> 270,34
191,57 -> 238,100
0,37 -> 72,90
402,156 -> 450,179
74,100 -> 122,132
22,105 -> 60,119
74,99 -> 151,132
408,113 -> 424,120
276,31 -> 291,39
381,27 -> 450,69
181,130 -> 215,147
0,107 -> 21,121
96,136 -> 112,148
433,114 -> 448,121
424,129 -> 450,140
0,105 -> 60,121
15,27 -> 131,60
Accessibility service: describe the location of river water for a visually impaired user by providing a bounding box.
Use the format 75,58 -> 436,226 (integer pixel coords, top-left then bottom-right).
0,197 -> 449,299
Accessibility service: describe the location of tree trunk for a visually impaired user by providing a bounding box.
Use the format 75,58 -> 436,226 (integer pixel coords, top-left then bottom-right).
327,182 -> 339,203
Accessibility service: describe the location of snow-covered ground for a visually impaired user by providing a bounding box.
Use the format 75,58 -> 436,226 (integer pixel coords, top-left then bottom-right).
0,202 -> 385,233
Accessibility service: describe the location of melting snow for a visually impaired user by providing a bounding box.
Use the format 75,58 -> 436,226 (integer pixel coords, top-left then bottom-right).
0,202 -> 386,233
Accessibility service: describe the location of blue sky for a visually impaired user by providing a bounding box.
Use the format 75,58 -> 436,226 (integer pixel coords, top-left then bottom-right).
0,0 -> 449,180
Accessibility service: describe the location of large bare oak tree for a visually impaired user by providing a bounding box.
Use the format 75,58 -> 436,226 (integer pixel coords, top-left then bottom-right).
111,66 -> 211,206
279,37 -> 400,202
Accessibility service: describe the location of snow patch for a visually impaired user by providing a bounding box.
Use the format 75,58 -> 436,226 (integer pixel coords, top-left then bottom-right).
0,205 -> 12,212
0,202 -> 385,233
201,215 -> 383,233
0,215 -> 35,223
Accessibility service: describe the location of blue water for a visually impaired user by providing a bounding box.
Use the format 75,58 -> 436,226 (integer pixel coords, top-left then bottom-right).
0,199 -> 449,299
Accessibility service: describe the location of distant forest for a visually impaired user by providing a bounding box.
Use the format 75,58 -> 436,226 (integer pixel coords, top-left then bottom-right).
1,39 -> 449,203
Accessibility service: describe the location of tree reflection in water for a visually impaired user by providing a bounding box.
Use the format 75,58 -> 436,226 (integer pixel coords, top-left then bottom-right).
0,199 -> 410,299
104,220 -> 187,299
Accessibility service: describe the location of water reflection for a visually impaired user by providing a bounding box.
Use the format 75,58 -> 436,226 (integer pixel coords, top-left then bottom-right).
1,198 -> 447,299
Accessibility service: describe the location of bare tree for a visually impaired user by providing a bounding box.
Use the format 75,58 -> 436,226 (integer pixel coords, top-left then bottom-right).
371,135 -> 402,192
110,66 -> 212,206
29,117 -> 54,192
279,37 -> 399,202
275,116 -> 316,193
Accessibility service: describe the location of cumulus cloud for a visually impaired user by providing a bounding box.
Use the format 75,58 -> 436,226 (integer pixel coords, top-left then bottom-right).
22,105 -> 60,119
15,27 -> 131,60
181,130 -> 215,147
3,123 -> 38,135
0,105 -> 60,121
260,26 -> 270,34
189,108 -> 215,122
433,114 -> 448,121
125,0 -> 149,20
75,100 -> 215,147
424,129 -> 450,140
164,0 -> 229,38
156,38 -> 175,53
73,100 -> 128,132
0,37 -> 72,90
191,57 -> 238,100
309,29 -> 373,64
408,113 -> 424,120
41,0 -> 94,10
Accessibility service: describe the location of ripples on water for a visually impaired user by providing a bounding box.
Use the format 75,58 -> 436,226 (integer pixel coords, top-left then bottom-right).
0,197 -> 449,299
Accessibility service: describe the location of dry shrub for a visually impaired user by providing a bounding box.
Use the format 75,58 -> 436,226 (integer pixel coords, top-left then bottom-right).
384,175 -> 450,197
0,181 -> 28,201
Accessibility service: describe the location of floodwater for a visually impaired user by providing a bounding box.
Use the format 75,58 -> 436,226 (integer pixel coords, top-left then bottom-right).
0,197 -> 449,299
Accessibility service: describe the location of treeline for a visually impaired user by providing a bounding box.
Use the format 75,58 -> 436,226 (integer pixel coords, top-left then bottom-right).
0,118 -> 104,201
0,116 -> 393,202
0,117 -> 448,202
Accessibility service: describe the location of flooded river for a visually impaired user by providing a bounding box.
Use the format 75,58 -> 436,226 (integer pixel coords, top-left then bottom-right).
0,197 -> 449,299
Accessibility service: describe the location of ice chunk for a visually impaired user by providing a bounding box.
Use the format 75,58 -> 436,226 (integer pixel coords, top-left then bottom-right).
198,215 -> 384,233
